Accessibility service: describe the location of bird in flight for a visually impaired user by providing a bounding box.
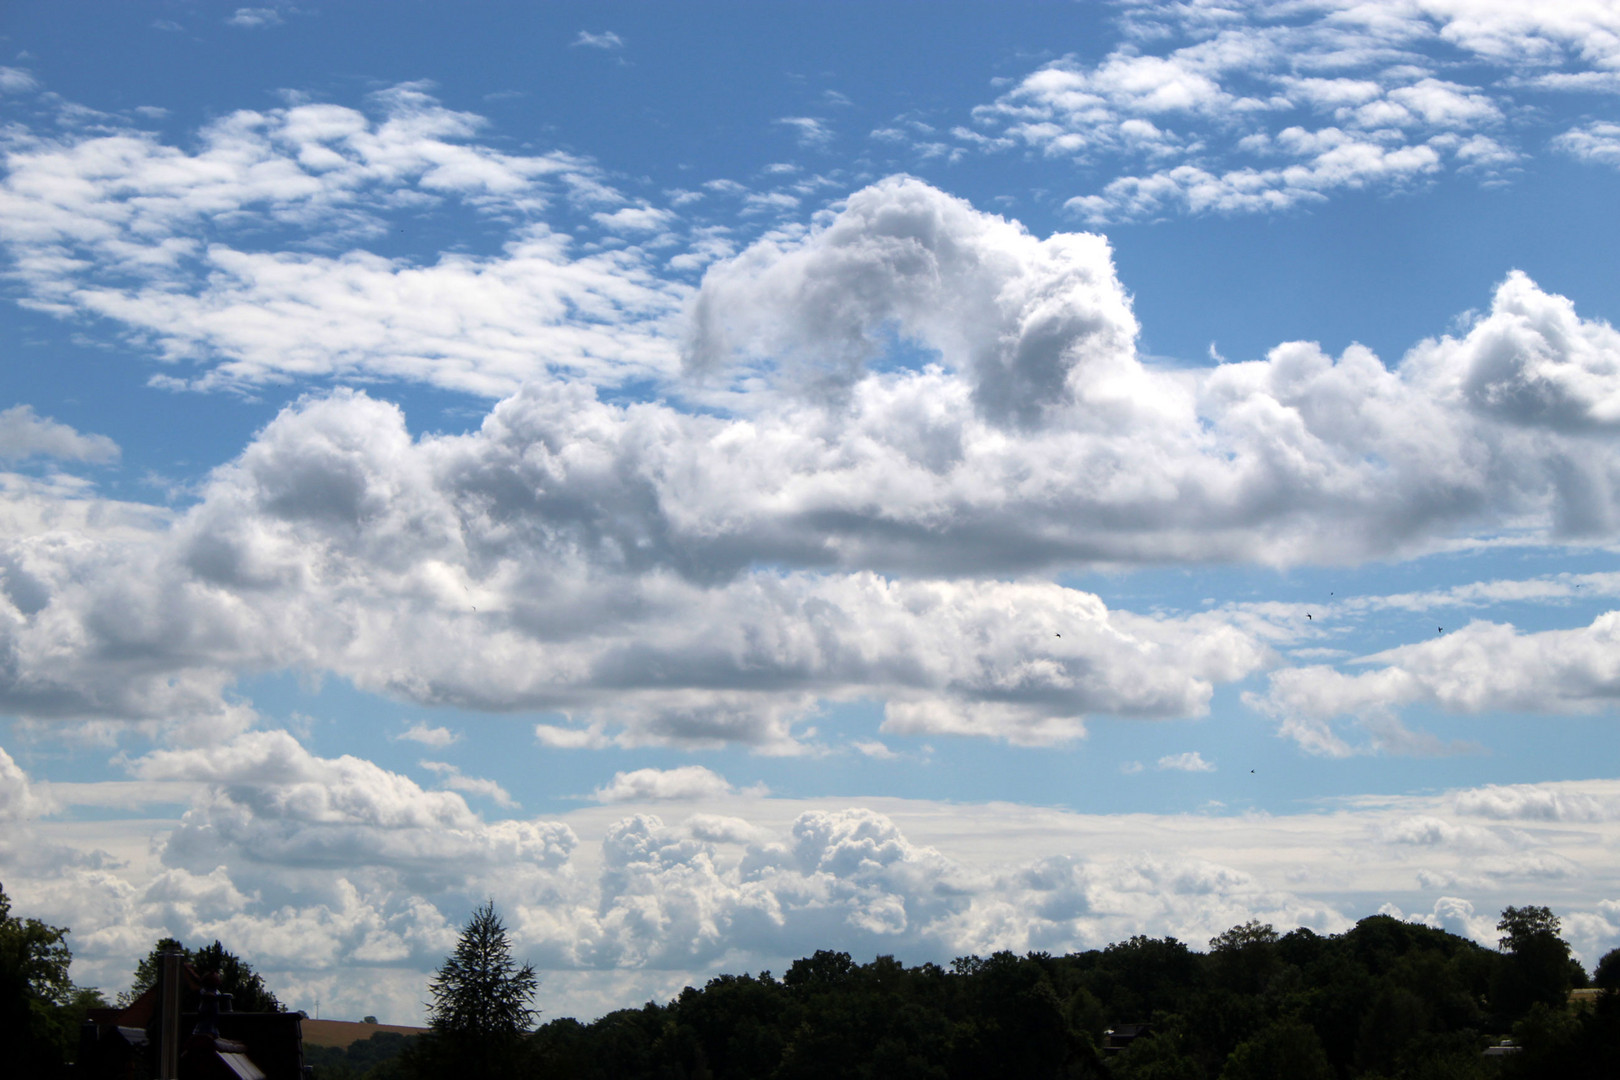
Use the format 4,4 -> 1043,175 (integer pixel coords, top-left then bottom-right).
1307,613 -> 1312,620
1438,627 -> 1443,634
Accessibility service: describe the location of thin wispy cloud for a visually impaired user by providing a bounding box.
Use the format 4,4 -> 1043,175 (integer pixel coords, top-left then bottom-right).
1157,751 -> 1215,773
227,7 -> 285,28
775,116 -> 833,147
394,723 -> 459,749
572,30 -> 624,50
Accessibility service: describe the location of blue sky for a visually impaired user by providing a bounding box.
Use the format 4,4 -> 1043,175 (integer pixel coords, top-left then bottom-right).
4,0 -> 1620,1023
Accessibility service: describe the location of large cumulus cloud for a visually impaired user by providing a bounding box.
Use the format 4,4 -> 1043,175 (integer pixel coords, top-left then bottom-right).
686,176 -> 1141,428
7,179 -> 1620,745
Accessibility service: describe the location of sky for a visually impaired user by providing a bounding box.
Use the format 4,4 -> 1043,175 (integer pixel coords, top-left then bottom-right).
3,0 -> 1620,1025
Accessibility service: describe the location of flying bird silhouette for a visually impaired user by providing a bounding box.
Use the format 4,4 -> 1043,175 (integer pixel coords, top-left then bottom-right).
1307,613 -> 1312,620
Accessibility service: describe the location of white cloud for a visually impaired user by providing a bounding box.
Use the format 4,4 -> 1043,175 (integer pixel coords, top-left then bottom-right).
1064,135 -> 1443,222
1554,121 -> 1620,168
960,0 -> 1620,221
593,205 -> 676,233
0,377 -> 1279,747
1451,783 -> 1620,823
572,31 -> 624,50
419,760 -> 517,808
534,723 -> 611,750
1257,610 -> 1620,755
393,723 -> 458,748
0,745 -> 54,821
0,87 -> 683,397
687,176 -> 1140,428
132,730 -> 571,885
592,766 -> 743,803
6,731 -> 1620,1022
0,67 -> 39,94
775,117 -> 833,148
7,180 -> 1620,748
227,7 -> 284,28
1157,751 -> 1215,772
0,406 -> 118,464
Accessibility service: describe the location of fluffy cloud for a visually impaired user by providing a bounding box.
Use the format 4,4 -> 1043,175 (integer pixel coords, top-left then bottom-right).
1157,751 -> 1215,773
962,1 -> 1620,220
0,374 -> 1279,746
0,407 -> 118,464
1554,122 -> 1620,168
419,761 -> 517,809
686,176 -> 1141,428
7,178 -> 1620,747
131,731 -> 573,911
0,86 -> 683,397
1256,611 -> 1620,754
593,766 -> 743,803
10,734 -> 1619,1021
1450,783 -> 1620,823
393,723 -> 458,748
0,744 -> 52,821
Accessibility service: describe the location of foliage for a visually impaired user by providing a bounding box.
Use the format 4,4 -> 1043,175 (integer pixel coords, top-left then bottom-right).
1491,905 -> 1580,1020
124,935 -> 284,1012
0,881 -> 103,1076
303,1030 -> 419,1079
1594,947 -> 1620,991
409,899 -> 537,1080
510,905 -> 1607,1080
427,899 -> 537,1038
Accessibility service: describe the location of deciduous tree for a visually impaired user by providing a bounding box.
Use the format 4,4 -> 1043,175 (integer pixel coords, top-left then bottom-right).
123,936 -> 283,1012
0,881 -> 77,1075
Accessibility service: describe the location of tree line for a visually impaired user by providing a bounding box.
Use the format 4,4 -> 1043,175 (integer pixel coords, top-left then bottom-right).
5,881 -> 1618,1079
373,900 -> 1620,1080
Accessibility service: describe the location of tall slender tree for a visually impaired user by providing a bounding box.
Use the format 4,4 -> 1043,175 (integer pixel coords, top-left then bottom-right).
421,900 -> 537,1080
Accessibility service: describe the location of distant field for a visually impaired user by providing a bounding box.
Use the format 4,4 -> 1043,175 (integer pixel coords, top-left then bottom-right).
301,1018 -> 427,1049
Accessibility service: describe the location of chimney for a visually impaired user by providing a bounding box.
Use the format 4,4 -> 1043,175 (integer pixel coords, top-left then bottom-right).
158,946 -> 183,1079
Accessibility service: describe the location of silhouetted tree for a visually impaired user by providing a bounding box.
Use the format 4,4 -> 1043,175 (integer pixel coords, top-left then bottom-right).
418,899 -> 536,1080
1493,904 -> 1580,1020
124,936 -> 283,1012
0,881 -> 76,1076
1594,947 -> 1620,992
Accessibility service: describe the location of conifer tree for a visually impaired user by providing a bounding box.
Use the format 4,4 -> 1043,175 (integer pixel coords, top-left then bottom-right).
421,900 -> 536,1080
